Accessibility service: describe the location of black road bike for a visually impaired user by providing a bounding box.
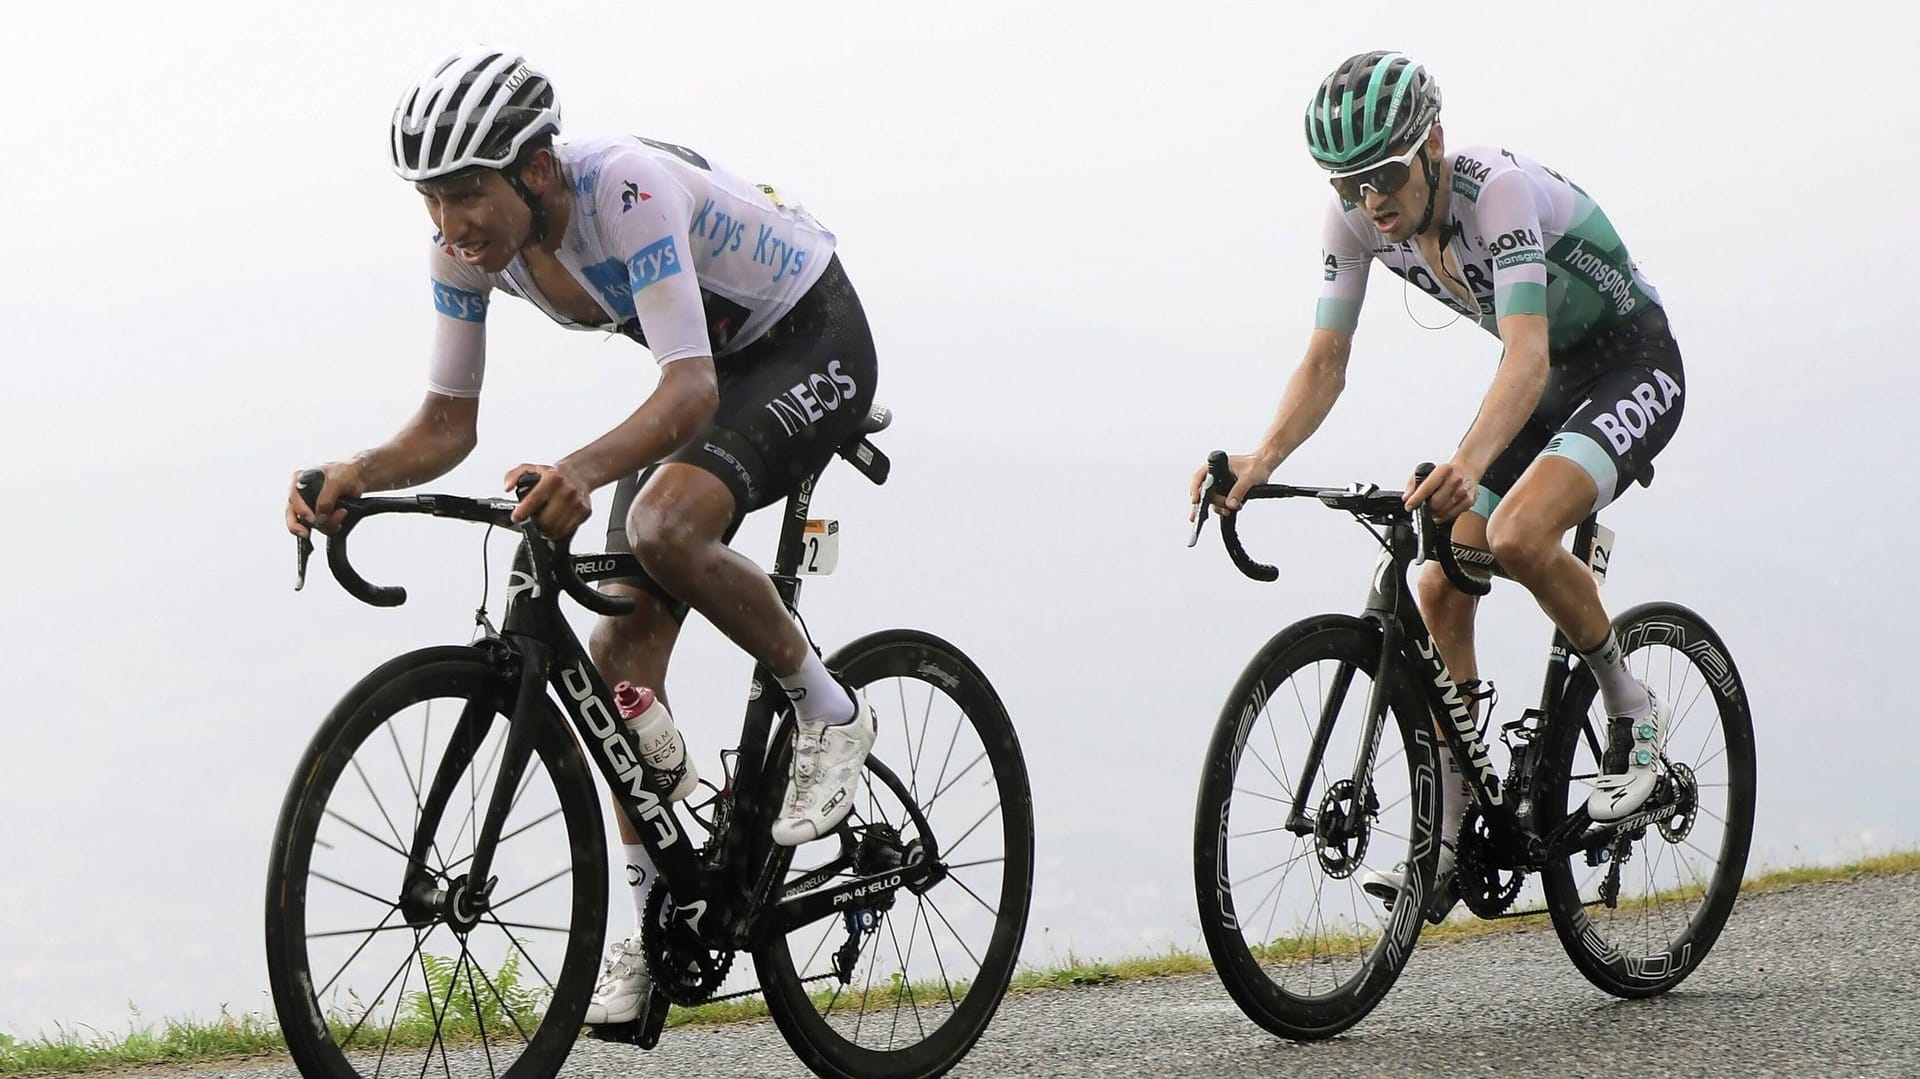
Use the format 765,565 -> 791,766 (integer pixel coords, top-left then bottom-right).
1189,453 -> 1754,1039
266,407 -> 1034,1079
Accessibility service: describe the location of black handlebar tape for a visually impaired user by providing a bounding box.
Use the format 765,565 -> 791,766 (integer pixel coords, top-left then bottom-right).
326,514 -> 407,607
514,471 -> 541,500
1206,451 -> 1280,583
548,534 -> 636,617
1412,462 -> 1492,597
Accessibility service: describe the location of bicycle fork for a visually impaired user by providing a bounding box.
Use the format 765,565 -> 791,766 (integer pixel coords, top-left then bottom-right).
396,639 -> 538,932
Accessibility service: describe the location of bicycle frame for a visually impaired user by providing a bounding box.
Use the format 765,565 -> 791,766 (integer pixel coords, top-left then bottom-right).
1283,512 -> 1634,870
448,469 -> 936,953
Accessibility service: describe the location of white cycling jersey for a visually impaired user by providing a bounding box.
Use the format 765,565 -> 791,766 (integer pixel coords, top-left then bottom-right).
1315,144 -> 1660,354
426,133 -> 836,398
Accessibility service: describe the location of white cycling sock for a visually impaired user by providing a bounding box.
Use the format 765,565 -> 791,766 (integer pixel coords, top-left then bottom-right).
776,651 -> 854,726
1438,747 -> 1470,844
624,842 -> 656,926
1578,630 -> 1650,718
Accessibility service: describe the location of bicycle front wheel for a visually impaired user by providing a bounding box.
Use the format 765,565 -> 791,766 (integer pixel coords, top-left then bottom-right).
1539,602 -> 1756,998
265,645 -> 607,1079
754,630 -> 1034,1079
1194,614 -> 1440,1041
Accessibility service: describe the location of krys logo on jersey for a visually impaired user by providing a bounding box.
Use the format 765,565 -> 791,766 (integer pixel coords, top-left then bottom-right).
690,198 -> 810,284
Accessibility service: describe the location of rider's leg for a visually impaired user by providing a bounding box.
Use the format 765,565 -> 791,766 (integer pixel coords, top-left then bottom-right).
587,585 -> 685,909
1484,456 -> 1645,712
625,463 -> 847,715
1417,510 -> 1489,847
581,584 -> 686,1026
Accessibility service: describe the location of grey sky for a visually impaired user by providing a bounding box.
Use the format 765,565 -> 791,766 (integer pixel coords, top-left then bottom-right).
3,0 -> 1916,1037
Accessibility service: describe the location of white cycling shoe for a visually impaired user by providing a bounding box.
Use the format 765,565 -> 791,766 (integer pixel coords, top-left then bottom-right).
1586,687 -> 1670,823
1360,839 -> 1457,919
771,699 -> 877,847
582,930 -> 651,1026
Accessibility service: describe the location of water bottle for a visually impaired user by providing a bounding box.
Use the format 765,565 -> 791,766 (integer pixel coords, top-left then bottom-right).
613,681 -> 699,802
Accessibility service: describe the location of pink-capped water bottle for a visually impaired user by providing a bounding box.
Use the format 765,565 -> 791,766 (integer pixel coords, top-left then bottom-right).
613,681 -> 698,802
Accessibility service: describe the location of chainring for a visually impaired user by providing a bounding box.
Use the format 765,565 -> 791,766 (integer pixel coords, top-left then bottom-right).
641,886 -> 736,1006
1314,779 -> 1373,879
1658,761 -> 1698,843
1455,807 -> 1525,919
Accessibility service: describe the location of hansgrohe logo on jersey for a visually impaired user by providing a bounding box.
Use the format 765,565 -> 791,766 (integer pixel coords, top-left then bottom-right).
1558,238 -> 1639,317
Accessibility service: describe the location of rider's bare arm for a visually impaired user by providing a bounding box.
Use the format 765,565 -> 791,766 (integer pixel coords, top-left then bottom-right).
557,356 -> 720,490
1454,312 -> 1549,476
349,392 -> 481,491
1255,328 -> 1354,471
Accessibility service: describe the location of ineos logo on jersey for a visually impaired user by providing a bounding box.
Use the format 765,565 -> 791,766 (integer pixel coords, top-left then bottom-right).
764,360 -> 860,437
1588,370 -> 1682,454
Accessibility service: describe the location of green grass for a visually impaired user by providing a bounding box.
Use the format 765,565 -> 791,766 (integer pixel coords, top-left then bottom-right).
6,850 -> 1917,1075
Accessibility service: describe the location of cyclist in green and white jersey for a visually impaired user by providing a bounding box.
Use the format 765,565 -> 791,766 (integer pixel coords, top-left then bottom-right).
1193,51 -> 1687,909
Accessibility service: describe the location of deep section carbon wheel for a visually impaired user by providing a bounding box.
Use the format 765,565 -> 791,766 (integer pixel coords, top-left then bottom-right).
266,646 -> 607,1079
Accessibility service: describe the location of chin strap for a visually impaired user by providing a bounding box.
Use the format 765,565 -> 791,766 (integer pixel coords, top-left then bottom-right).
505,170 -> 549,247
1413,147 -> 1440,238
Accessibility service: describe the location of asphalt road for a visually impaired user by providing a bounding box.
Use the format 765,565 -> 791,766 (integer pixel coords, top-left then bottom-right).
135,870 -> 1916,1078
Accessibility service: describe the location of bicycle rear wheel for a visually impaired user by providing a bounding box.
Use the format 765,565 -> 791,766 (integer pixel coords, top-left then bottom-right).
1539,602 -> 1756,998
265,645 -> 607,1079
754,630 -> 1034,1079
1193,614 -> 1440,1040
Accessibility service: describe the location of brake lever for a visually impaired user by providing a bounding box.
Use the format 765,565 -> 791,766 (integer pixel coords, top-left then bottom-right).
294,469 -> 325,591
1187,473 -> 1216,548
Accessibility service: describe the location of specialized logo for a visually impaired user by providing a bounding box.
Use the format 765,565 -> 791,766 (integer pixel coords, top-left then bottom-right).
621,181 -> 649,212
1587,369 -> 1682,454
1412,637 -> 1502,804
626,236 -> 683,292
561,661 -> 680,848
432,281 -> 488,322
764,360 -> 860,438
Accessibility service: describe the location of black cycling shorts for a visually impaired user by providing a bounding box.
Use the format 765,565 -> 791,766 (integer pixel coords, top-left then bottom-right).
603,254 -> 878,618
1474,305 -> 1686,517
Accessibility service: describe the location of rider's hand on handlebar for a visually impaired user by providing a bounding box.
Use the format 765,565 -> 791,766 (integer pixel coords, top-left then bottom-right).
1189,453 -> 1274,517
1403,458 -> 1480,525
506,462 -> 593,538
286,462 -> 365,538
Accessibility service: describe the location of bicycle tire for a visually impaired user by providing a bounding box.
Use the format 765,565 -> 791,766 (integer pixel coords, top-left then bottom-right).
753,629 -> 1034,1079
1193,614 -> 1440,1040
265,645 -> 608,1079
1538,602 -> 1756,998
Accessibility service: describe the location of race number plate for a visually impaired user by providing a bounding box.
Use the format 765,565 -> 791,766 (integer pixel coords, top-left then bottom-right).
801,520 -> 839,575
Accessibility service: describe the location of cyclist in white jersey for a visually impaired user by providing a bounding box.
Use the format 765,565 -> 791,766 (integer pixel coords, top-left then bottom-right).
282,45 -> 878,1025
1191,51 -> 1686,915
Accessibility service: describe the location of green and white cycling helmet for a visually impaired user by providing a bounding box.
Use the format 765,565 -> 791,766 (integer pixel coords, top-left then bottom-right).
1304,52 -> 1448,236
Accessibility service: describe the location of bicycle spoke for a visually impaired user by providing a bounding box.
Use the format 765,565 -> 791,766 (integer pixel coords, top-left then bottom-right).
924,749 -> 986,813
351,757 -> 415,858
316,905 -> 407,1000
489,867 -> 572,913
323,808 -> 417,862
937,801 -> 1001,862
314,871 -> 404,911
922,894 -> 986,970
479,913 -> 562,992
440,807 -> 565,877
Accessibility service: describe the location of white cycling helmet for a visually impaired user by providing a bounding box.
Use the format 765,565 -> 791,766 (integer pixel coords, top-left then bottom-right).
390,45 -> 560,182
